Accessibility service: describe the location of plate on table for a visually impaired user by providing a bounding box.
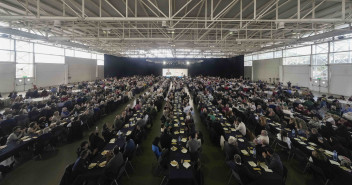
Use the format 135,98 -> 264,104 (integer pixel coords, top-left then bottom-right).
329,160 -> 340,166
98,161 -> 107,167
181,122 -> 185,126
172,139 -> 177,143
88,163 -> 97,169
340,166 -> 352,172
0,145 -> 7,150
32,136 -> 38,139
238,139 -> 244,142
300,136 -> 307,141
294,138 -> 300,141
133,114 -> 137,116
276,128 -> 281,131
21,136 -> 29,140
126,131 -> 132,135
60,122 -> 66,126
109,139 -> 116,143
308,142 -> 317,146
101,150 -> 109,155
174,131 -> 179,135
226,123 -> 231,127
181,148 -> 188,153
170,160 -> 178,167
306,146 -> 315,151
241,150 -> 249,156
171,146 -> 177,151
23,138 -> 32,142
36,130 -> 41,134
324,150 -> 333,156
223,128 -> 228,131
248,161 -> 257,167
231,128 -> 236,132
180,117 -> 184,120
183,162 -> 191,169
284,128 -> 291,131
180,130 -> 185,134
181,138 -> 187,142
174,124 -> 179,127
137,118 -> 141,120
298,141 -> 306,145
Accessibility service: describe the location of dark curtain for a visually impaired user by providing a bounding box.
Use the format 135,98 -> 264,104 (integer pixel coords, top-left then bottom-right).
104,55 -> 244,78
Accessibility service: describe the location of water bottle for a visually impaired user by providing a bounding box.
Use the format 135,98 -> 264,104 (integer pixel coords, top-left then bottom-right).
292,129 -> 295,137
45,123 -> 48,127
253,148 -> 256,159
95,126 -> 98,131
118,130 -> 121,137
75,111 -> 78,117
291,108 -> 294,113
178,136 -> 181,142
333,150 -> 337,161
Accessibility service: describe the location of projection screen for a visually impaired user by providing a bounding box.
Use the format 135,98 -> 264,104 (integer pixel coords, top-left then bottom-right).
162,68 -> 188,77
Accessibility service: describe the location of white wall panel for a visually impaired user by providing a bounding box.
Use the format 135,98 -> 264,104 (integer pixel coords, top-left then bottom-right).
329,64 -> 352,96
252,58 -> 281,83
97,65 -> 104,79
0,63 -> 15,93
283,65 -> 310,87
35,63 -> 66,88
66,57 -> 97,83
244,66 -> 252,80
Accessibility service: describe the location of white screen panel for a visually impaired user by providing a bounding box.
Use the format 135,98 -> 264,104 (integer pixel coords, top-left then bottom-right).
0,63 -> 15,92
329,64 -> 352,96
162,68 -> 188,77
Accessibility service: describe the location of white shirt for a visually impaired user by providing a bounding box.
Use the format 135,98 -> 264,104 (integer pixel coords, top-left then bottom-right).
256,135 -> 269,146
276,133 -> 292,149
235,122 -> 246,136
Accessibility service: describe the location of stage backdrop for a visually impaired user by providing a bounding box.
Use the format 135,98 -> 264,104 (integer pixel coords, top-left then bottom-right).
104,55 -> 244,78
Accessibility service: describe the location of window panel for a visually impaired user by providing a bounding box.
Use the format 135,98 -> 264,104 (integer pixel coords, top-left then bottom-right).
312,66 -> 328,80
244,61 -> 252,66
75,50 -> 91,59
35,44 -> 64,55
97,59 -> 104,65
35,54 -> 65,63
312,54 -> 328,65
331,39 -> 351,52
16,51 -> 33,63
274,50 -> 282,58
16,40 -> 33,52
244,55 -> 252,61
329,51 -> 351,64
313,43 -> 328,54
65,49 -> 75,57
284,46 -> 311,57
0,38 -> 14,50
0,50 -> 14,62
283,56 -> 310,65
258,52 -> 273,60
16,64 -> 33,78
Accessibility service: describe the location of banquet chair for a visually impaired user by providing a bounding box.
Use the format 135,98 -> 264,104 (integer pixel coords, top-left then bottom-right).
227,169 -> 243,185
282,165 -> 288,185
274,140 -> 293,160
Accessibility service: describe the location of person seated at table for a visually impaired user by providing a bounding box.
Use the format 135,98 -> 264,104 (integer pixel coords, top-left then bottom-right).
254,130 -> 269,147
131,125 -> 143,145
61,107 -> 70,118
123,135 -> 136,160
276,130 -> 291,149
49,111 -> 61,124
89,130 -> 105,155
287,117 -> 296,131
255,116 -> 267,136
113,115 -> 124,131
224,136 -> 240,160
234,117 -> 246,136
6,126 -> 25,144
102,123 -> 114,143
310,149 -> 334,181
262,148 -> 283,176
27,122 -> 40,135
307,128 -> 321,143
226,154 -> 259,185
76,141 -> 91,157
98,146 -> 124,185
256,104 -> 263,114
341,104 -> 352,115
267,108 -> 280,122
308,116 -> 321,129
71,149 -> 90,185
186,132 -> 202,153
208,111 -> 216,122
152,137 -> 162,159
160,127 -> 172,149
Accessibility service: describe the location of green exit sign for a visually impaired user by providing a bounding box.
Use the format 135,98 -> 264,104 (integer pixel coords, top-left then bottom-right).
23,76 -> 27,78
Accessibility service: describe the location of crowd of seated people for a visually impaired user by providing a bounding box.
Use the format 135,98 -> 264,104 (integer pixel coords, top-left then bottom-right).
188,76 -> 352,184
61,77 -> 170,185
0,76 -> 159,176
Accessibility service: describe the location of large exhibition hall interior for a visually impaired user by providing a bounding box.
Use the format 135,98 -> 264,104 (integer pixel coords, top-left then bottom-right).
0,0 -> 352,185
